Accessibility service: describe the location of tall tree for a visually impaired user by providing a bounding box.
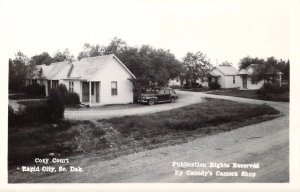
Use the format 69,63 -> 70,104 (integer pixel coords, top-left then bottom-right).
52,49 -> 74,62
104,37 -> 127,55
30,52 -> 53,65
77,43 -> 105,60
238,56 -> 264,69
252,57 -> 286,83
182,51 -> 212,83
9,52 -> 29,91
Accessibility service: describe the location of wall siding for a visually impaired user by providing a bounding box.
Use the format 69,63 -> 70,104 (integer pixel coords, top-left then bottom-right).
90,57 -> 134,105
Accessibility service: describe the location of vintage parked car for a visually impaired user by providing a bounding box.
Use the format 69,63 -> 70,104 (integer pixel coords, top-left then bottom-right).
138,88 -> 179,105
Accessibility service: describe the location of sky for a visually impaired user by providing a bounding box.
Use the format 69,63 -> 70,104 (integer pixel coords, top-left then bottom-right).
1,0 -> 290,67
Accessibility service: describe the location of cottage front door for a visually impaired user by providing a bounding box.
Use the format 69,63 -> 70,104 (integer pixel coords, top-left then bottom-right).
82,82 -> 89,102
242,76 -> 247,89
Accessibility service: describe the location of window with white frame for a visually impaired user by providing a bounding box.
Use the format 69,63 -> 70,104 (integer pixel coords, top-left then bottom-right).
111,81 -> 117,95
69,81 -> 74,92
233,76 -> 235,84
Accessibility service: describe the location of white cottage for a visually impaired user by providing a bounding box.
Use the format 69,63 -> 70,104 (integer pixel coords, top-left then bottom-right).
63,54 -> 135,106
25,61 -> 72,96
237,64 -> 283,89
208,64 -> 241,89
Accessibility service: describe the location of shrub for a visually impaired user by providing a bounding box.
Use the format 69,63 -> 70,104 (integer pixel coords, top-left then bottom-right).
209,81 -> 221,89
56,84 -> 68,98
257,82 -> 288,95
8,103 -> 50,127
55,84 -> 80,106
46,90 -> 65,121
64,92 -> 80,105
169,85 -> 183,89
23,84 -> 45,97
183,83 -> 191,89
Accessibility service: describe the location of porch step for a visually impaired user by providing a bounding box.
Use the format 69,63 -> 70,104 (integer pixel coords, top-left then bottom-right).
79,103 -> 90,108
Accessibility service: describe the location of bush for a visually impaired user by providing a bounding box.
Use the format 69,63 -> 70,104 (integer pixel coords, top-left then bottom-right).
183,83 -> 191,89
8,92 -> 65,127
47,90 -> 65,121
56,84 -> 68,98
257,82 -> 289,95
55,84 -> 80,106
23,84 -> 45,97
209,81 -> 221,89
64,92 -> 80,105
169,85 -> 183,89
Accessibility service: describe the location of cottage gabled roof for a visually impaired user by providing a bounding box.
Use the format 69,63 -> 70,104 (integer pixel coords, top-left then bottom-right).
208,71 -> 221,77
41,61 -> 70,79
237,69 -> 250,75
67,54 -> 136,80
244,63 -> 283,75
215,64 -> 238,75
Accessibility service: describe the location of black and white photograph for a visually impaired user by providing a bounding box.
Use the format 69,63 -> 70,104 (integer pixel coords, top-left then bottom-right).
1,0 -> 300,190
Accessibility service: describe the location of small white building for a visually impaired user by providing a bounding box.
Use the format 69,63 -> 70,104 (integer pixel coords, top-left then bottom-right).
26,54 -> 136,106
63,54 -> 135,106
208,64 -> 241,89
25,61 -> 72,96
237,64 -> 283,90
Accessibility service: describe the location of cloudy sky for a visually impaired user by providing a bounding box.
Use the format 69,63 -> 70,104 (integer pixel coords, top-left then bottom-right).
1,0 -> 290,66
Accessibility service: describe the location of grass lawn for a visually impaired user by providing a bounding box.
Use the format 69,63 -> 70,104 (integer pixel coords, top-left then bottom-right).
208,89 -> 289,102
8,98 -> 281,167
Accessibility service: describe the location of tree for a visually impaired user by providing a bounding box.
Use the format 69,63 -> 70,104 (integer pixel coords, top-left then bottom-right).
182,51 -> 212,83
30,52 -> 53,65
104,37 -> 127,55
9,52 -> 29,92
52,48 -> 74,62
238,56 -> 264,70
77,43 -> 105,60
252,57 -> 283,83
221,61 -> 232,66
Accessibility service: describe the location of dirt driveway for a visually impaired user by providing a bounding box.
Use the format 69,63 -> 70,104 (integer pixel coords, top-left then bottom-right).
10,92 -> 289,183
65,91 -> 204,120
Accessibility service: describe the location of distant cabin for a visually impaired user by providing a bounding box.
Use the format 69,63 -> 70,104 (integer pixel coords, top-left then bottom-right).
237,64 -> 283,90
207,64 -> 241,89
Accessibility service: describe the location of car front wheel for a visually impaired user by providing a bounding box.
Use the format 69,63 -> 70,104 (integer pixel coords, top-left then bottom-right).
148,99 -> 155,105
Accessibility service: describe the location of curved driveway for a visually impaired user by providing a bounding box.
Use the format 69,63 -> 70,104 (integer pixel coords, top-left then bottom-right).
64,91 -> 204,120
12,91 -> 289,183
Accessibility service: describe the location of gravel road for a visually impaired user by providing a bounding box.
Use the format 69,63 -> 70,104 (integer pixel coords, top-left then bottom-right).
10,91 -> 289,183
64,91 -> 204,120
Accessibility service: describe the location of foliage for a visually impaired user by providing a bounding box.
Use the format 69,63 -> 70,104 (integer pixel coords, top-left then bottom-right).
23,84 -> 45,97
8,94 -> 64,127
104,37 -> 127,55
182,51 -> 212,83
56,84 -> 80,106
238,56 -> 264,70
30,52 -> 53,65
47,90 -> 65,121
76,38 -> 182,93
77,43 -> 105,60
257,82 -> 289,95
169,85 -> 183,89
209,81 -> 221,89
9,52 -> 29,92
52,48 -> 74,62
64,92 -> 80,105
239,56 -> 289,81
